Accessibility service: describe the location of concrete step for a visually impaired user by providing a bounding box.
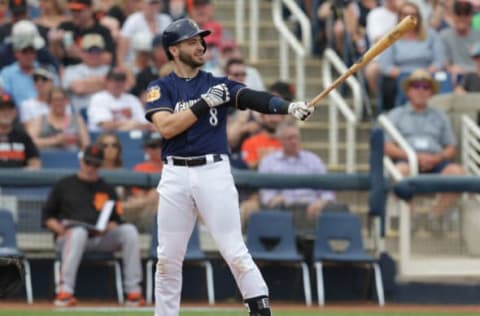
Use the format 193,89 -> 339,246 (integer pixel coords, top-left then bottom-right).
252,58 -> 323,77
302,142 -> 370,164
213,0 -> 273,23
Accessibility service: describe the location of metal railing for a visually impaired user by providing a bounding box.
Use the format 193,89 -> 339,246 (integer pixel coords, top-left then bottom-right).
234,0 -> 259,63
461,114 -> 480,175
322,48 -> 360,173
272,0 -> 311,100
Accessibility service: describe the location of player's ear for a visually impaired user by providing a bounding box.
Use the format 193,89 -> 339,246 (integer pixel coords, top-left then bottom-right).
168,45 -> 178,59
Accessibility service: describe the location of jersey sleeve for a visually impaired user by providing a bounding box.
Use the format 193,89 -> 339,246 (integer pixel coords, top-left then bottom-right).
225,78 -> 247,109
145,80 -> 174,122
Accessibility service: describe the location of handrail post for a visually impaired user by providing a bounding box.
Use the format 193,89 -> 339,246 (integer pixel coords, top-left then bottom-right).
249,0 -> 258,63
235,0 -> 245,45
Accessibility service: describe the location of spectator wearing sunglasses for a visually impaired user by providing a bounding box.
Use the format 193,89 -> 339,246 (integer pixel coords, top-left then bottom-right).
440,0 -> 480,83
41,144 -> 145,307
384,69 -> 464,223
95,131 -> 123,169
0,20 -> 59,107
123,131 -> 163,232
19,66 -> 54,129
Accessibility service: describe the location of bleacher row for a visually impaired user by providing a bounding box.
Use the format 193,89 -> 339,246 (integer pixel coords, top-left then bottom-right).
0,130 -> 154,254
41,130 -> 147,169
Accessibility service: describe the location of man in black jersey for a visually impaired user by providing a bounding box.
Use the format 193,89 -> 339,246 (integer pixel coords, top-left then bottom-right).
42,144 -> 144,307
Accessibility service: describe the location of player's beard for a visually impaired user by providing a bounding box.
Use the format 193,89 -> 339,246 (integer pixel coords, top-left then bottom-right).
179,50 -> 204,68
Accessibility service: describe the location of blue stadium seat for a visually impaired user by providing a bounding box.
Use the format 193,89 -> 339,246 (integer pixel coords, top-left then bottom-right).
313,211 -> 385,306
0,209 -> 34,303
116,130 -> 145,168
40,150 -> 79,169
246,210 -> 312,306
433,71 -> 454,94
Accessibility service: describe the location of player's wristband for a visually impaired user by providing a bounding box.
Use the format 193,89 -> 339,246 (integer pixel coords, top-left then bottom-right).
190,99 -> 210,118
268,96 -> 290,114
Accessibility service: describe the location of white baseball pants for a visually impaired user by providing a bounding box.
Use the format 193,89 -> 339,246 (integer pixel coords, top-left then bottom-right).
154,157 -> 268,316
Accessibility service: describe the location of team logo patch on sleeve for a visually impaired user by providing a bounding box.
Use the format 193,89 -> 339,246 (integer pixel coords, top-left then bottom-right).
146,86 -> 161,102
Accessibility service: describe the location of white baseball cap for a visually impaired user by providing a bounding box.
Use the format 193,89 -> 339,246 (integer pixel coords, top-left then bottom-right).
11,20 -> 45,51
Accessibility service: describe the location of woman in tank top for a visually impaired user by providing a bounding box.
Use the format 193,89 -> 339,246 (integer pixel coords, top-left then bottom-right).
27,88 -> 90,150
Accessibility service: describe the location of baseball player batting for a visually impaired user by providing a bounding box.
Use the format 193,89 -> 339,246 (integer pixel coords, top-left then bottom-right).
145,18 -> 314,316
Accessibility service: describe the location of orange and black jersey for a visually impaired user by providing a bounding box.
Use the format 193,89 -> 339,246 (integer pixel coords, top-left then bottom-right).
42,175 -> 124,226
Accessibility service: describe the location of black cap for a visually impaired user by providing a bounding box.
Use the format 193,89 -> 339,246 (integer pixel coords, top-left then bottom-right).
454,0 -> 473,15
143,131 -> 162,147
0,93 -> 15,109
269,81 -> 295,101
9,0 -> 27,15
81,144 -> 104,166
0,93 -> 15,108
193,0 -> 211,5
68,0 -> 92,10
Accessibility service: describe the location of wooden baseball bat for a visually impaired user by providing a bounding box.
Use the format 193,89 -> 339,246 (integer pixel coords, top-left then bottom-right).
308,15 -> 417,108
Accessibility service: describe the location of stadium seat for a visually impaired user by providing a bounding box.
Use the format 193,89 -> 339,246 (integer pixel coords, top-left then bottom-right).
53,251 -> 124,304
0,209 -> 34,303
145,218 -> 215,305
313,211 -> 385,306
246,210 -> 312,306
40,150 -> 79,169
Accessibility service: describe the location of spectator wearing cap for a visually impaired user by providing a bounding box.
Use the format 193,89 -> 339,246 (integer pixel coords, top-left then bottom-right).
62,33 -> 111,112
0,19 -> 60,72
188,0 -> 223,49
0,0 -> 50,44
1,21 -> 60,107
87,67 -> 148,132
122,131 -> 163,232
129,32 -> 153,75
211,40 -> 265,91
27,87 -> 90,150
440,0 -> 480,82
42,143 -> 145,307
19,66 -> 54,128
384,68 -> 464,223
379,1 -> 446,111
117,0 -> 171,66
50,0 -> 115,66
34,0 -> 69,30
130,33 -> 169,100
0,93 -> 41,169
455,41 -> 480,93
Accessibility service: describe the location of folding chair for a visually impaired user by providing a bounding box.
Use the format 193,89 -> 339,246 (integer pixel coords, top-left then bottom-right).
313,211 -> 385,306
146,219 -> 215,305
54,251 -> 124,303
0,209 -> 33,303
246,211 -> 312,306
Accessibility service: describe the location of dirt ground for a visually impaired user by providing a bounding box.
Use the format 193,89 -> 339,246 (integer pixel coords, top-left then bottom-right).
2,299 -> 480,312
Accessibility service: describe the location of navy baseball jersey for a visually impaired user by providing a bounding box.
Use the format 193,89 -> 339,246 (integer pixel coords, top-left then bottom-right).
145,70 -> 244,158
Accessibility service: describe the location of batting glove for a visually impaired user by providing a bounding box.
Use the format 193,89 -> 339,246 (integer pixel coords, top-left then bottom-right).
288,101 -> 314,121
201,83 -> 231,107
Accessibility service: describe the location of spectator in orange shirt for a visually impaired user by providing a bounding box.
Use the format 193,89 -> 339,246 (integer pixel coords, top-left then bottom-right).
123,131 -> 162,232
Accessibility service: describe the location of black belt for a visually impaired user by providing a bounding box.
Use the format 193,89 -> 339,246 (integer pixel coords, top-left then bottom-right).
164,154 -> 223,167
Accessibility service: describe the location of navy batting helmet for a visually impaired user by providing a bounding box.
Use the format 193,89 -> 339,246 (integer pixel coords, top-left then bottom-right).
162,18 -> 211,60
